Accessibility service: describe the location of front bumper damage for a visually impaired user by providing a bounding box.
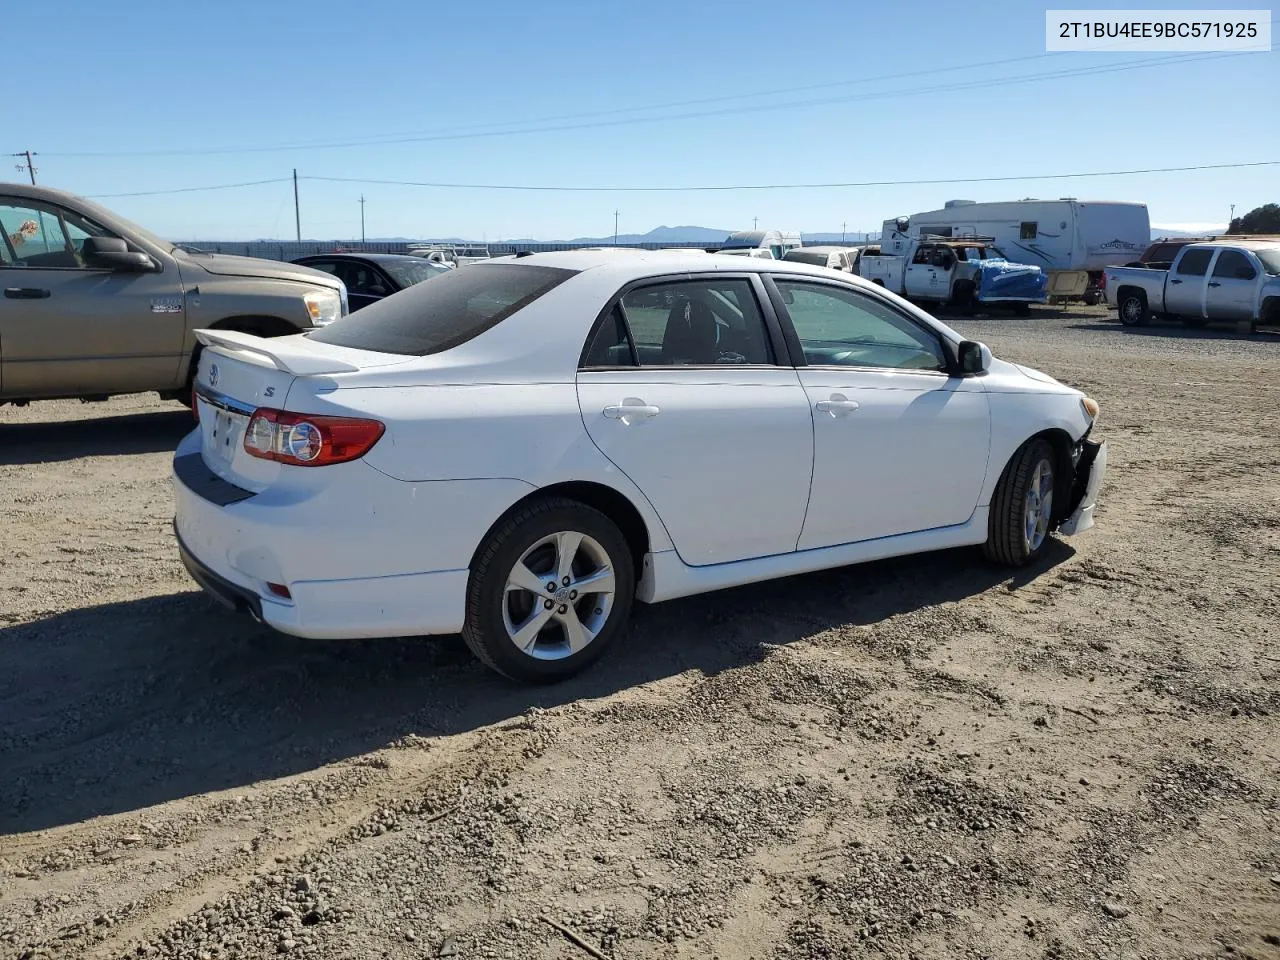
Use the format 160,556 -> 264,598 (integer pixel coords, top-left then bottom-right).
1057,438 -> 1107,536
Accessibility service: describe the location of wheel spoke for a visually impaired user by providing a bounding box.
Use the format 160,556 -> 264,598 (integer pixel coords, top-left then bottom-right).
554,531 -> 583,582
571,565 -> 615,596
510,606 -> 554,653
556,606 -> 594,653
506,561 -> 547,596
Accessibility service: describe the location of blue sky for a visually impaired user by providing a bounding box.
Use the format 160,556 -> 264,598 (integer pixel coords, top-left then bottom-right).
7,0 -> 1276,240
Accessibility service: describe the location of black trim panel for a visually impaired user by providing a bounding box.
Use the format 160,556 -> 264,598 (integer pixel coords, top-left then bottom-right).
176,527 -> 263,621
173,452 -> 256,506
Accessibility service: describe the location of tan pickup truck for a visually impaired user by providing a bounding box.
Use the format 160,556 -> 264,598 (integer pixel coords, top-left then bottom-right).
0,183 -> 347,407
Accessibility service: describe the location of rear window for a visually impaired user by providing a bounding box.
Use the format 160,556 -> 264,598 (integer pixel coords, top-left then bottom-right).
307,263 -> 576,356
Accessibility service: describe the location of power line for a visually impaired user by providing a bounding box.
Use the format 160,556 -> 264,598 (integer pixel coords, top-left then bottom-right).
42,50 -> 1260,159
88,177 -> 292,199
78,160 -> 1280,202
304,160 -> 1280,194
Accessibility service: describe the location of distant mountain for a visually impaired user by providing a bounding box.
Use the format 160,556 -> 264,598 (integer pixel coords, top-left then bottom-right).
568,225 -> 732,245
1150,227 -> 1225,240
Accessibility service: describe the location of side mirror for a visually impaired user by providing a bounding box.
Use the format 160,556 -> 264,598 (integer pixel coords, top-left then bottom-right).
83,236 -> 156,272
957,340 -> 992,375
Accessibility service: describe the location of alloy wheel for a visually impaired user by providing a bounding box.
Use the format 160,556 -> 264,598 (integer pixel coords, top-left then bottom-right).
501,531 -> 616,660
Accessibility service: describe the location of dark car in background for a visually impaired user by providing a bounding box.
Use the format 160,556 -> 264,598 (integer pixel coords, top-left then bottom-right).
291,253 -> 451,311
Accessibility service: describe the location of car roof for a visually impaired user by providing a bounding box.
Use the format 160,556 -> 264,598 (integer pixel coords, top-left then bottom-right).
476,247 -> 861,281
786,245 -> 861,254
297,252 -> 436,264
1187,239 -> 1280,252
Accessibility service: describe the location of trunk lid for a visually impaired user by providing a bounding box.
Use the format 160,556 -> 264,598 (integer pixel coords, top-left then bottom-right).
192,330 -> 407,492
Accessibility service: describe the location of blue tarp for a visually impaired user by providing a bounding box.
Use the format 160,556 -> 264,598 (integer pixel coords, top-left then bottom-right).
975,259 -> 1049,303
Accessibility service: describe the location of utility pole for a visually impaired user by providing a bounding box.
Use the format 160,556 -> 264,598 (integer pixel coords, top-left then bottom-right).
11,151 -> 37,184
293,169 -> 301,242
1229,204 -> 1236,231
842,221 -> 847,243
359,195 -> 366,243
752,216 -> 758,231
613,210 -> 619,245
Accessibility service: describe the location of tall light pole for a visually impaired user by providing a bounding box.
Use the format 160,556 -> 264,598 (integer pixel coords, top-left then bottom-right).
359,195 -> 366,243
1229,204 -> 1235,232
613,210 -> 619,245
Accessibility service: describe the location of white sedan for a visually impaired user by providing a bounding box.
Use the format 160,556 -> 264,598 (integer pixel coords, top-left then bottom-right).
173,249 -> 1106,682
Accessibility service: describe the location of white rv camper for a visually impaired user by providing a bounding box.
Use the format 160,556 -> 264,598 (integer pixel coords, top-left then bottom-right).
889,199 -> 1150,300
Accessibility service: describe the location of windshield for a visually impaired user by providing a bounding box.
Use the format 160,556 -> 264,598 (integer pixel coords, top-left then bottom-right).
73,195 -> 177,253
307,263 -> 576,356
381,258 -> 451,287
986,246 -> 1010,260
1254,248 -> 1280,275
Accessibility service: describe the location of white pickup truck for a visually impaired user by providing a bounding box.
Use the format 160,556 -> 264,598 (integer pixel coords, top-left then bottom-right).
1105,240 -> 1280,333
859,233 -> 1049,312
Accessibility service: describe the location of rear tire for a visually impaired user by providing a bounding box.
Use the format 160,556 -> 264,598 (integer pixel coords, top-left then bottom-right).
1118,290 -> 1149,327
983,438 -> 1057,567
463,497 -> 635,683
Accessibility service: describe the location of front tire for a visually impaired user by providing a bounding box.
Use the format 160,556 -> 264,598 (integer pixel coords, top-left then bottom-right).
463,497 -> 635,683
984,438 -> 1057,567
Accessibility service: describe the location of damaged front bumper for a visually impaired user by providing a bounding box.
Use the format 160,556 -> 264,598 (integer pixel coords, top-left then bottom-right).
1057,439 -> 1107,536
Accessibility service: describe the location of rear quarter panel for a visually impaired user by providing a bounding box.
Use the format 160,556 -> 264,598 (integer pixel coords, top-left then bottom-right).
1105,265 -> 1167,310
283,380 -> 675,554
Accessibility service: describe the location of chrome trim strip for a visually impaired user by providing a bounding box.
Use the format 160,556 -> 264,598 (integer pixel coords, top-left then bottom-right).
194,384 -> 257,417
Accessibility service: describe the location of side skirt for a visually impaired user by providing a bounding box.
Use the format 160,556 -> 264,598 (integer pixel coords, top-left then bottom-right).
637,508 -> 990,604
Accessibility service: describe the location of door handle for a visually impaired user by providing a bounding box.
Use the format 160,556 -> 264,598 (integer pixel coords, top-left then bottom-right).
1170,279 -> 1182,285
815,394 -> 860,417
1206,281 -> 1221,288
4,287 -> 51,299
603,399 -> 661,423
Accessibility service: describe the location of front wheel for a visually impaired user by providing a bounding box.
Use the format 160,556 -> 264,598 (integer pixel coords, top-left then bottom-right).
984,438 -> 1057,567
463,497 -> 635,683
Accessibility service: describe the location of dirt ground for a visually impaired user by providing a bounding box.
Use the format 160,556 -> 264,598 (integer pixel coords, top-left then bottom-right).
1,307 -> 1278,960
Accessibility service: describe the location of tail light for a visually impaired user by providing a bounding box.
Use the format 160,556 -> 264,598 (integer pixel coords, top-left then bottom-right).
242,408 -> 385,467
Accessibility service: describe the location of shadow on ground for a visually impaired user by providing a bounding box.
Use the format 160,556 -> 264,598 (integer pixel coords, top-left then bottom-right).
0,409 -> 192,466
1068,321 -> 1280,341
0,540 -> 1073,834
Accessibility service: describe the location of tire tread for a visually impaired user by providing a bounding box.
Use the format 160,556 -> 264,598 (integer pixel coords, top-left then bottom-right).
983,438 -> 1053,566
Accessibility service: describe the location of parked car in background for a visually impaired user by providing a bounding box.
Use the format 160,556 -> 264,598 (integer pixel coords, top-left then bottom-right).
0,182 -> 346,408
292,253 -> 450,311
719,229 -> 802,260
860,230 -> 1048,312
782,245 -> 865,273
174,249 -> 1105,683
1105,240 -> 1280,332
407,243 -> 491,267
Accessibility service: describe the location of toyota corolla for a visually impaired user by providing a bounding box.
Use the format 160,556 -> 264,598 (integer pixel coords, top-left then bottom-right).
173,249 -> 1105,682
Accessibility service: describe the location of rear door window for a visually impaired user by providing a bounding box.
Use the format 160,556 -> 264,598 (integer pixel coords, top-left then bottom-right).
1175,249 -> 1214,276
307,263 -> 576,355
1211,249 -> 1257,281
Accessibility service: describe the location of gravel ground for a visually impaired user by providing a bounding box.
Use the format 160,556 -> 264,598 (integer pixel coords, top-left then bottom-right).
2,307 -> 1278,960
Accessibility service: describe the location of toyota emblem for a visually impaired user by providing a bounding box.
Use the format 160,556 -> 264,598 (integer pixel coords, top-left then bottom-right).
208,363 -> 220,387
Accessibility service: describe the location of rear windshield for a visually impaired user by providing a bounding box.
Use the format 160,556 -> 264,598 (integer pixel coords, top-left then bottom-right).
307,263 -> 576,356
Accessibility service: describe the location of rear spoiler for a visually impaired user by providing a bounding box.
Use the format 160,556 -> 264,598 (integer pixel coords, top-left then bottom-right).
194,329 -> 360,376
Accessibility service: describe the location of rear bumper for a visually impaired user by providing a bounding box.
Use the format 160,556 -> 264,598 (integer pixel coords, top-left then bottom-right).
1058,439 -> 1107,536
170,430 -> 527,639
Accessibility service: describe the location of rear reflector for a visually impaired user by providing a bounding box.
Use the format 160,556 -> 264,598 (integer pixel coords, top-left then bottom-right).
266,582 -> 292,599
242,408 -> 385,467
